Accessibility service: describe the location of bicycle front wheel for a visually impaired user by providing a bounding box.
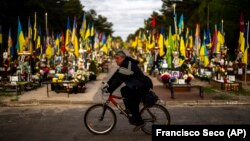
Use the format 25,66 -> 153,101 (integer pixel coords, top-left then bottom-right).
140,104 -> 171,135
84,104 -> 117,135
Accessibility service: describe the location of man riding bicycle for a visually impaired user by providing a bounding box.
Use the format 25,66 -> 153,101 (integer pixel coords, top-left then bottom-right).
105,50 -> 151,132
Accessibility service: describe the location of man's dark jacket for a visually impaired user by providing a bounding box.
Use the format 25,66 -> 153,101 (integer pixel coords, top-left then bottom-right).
107,57 -> 148,93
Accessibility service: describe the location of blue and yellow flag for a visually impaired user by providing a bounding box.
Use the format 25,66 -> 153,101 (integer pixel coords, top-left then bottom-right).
238,13 -> 245,53
242,44 -> 249,65
8,28 -> 14,58
28,16 -> 33,54
179,35 -> 186,66
101,33 -> 108,54
85,23 -> 91,40
36,26 -> 41,56
178,14 -> 184,34
158,26 -> 165,57
242,22 -> 249,64
205,27 -> 212,48
200,39 -> 209,67
16,17 -> 26,53
45,37 -> 53,59
90,23 -> 95,37
80,15 -> 87,40
71,17 -> 77,43
65,16 -> 71,51
74,34 -> 79,57
55,34 -> 60,55
179,35 -> 186,58
216,30 -> 224,53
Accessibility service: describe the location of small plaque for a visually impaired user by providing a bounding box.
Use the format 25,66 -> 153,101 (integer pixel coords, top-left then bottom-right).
205,71 -> 212,77
49,70 -> 56,74
247,70 -> 250,74
10,76 -> 19,82
178,79 -> 185,84
238,68 -> 243,75
228,75 -> 235,82
200,68 -> 205,74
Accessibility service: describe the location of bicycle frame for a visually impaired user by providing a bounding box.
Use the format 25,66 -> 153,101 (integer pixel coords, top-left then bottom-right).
104,94 -> 130,118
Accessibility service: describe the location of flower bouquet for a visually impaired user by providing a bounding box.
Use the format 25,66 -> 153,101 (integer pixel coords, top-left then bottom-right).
183,73 -> 194,84
160,72 -> 171,84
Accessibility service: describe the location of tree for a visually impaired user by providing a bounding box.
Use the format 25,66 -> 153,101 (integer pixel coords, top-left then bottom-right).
0,0 -> 114,52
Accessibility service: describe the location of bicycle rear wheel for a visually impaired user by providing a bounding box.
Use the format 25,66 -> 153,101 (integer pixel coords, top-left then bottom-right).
140,104 -> 171,135
84,104 -> 117,135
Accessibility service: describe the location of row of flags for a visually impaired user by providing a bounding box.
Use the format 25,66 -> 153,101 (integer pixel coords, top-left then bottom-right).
238,13 -> 249,65
2,13 -> 113,61
128,13 -> 249,68
0,12 -> 249,67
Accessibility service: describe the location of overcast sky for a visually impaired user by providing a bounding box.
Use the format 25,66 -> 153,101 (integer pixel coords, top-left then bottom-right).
80,0 -> 162,40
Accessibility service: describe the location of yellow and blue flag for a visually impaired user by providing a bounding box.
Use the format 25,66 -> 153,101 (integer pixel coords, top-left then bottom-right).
158,26 -> 165,57
8,28 -> 14,58
16,17 -> 26,53
65,16 -> 71,51
80,15 -> 87,40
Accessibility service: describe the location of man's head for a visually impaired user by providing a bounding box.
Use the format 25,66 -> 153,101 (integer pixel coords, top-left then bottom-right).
114,51 -> 126,66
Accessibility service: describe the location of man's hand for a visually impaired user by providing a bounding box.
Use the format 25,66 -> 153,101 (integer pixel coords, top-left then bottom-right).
101,82 -> 109,93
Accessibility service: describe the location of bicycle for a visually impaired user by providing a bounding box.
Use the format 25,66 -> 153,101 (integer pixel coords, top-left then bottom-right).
84,83 -> 171,135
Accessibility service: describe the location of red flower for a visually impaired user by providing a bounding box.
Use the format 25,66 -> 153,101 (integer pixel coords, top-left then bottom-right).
160,73 -> 171,83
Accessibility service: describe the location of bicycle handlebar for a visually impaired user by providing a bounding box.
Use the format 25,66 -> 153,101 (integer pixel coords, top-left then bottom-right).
101,82 -> 110,94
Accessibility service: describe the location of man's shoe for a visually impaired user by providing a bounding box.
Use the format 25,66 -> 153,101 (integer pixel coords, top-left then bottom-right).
129,118 -> 135,125
133,122 -> 146,132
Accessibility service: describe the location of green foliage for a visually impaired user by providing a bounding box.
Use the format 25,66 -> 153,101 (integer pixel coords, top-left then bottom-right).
204,87 -> 217,94
238,88 -> 250,96
0,0 -> 113,51
212,93 -> 233,100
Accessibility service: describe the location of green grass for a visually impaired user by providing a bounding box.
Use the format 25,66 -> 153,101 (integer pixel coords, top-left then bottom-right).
0,91 -> 15,97
204,86 -> 250,100
204,87 -> 217,94
237,88 -> 250,96
212,93 -> 234,100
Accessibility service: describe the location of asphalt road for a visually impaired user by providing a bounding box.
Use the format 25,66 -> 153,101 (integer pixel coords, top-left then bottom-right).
0,105 -> 250,141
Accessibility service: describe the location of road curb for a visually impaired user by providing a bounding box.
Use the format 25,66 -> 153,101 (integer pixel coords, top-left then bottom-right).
2,99 -> 250,107
165,100 -> 250,106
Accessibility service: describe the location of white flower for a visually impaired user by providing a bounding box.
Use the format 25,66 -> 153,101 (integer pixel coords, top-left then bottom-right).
183,74 -> 188,80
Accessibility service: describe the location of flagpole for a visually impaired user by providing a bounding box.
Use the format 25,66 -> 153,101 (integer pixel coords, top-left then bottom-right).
0,25 -> 2,66
45,12 -> 48,66
221,19 -> 224,35
172,3 -> 178,52
45,13 -> 48,36
207,4 -> 210,29
245,21 -> 249,84
34,12 -> 37,55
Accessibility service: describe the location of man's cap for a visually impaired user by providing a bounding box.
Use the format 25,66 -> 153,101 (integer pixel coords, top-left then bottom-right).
115,50 -> 127,58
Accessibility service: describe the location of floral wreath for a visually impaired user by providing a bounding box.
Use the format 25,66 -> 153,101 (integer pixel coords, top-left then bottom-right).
160,71 -> 194,84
